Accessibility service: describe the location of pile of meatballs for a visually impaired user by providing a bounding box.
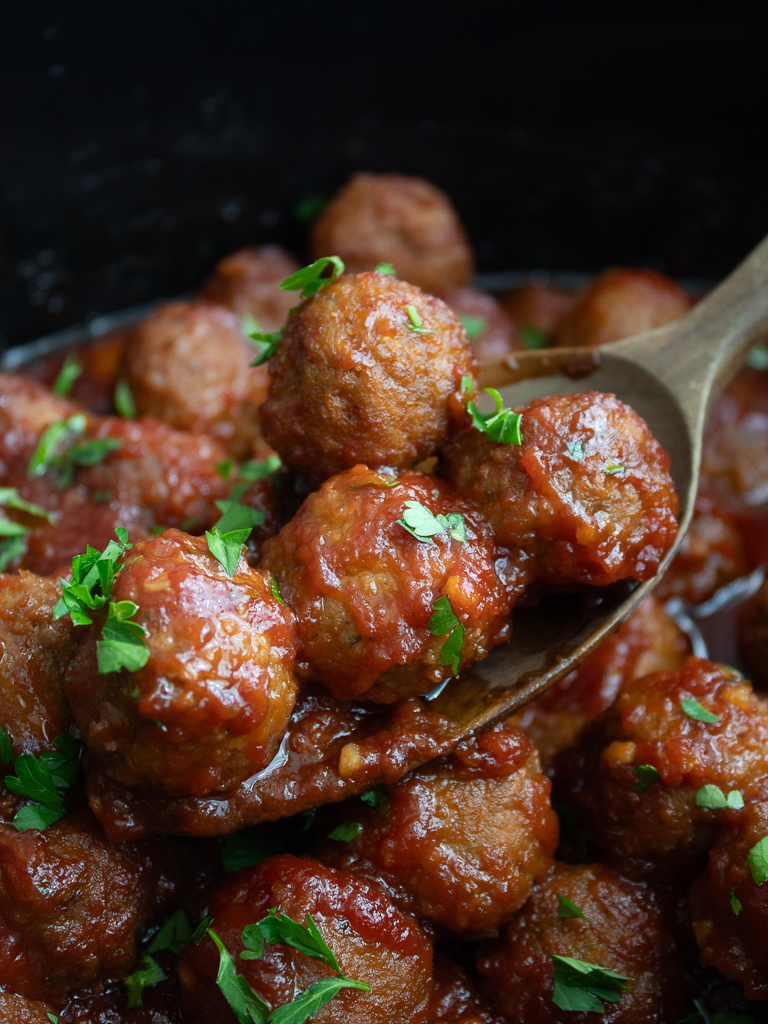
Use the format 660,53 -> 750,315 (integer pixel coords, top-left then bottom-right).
0,172 -> 767,1023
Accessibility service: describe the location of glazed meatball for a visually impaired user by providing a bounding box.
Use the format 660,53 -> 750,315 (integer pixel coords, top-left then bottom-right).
553,268 -> 692,348
0,372 -> 78,483
178,854 -> 434,1024
501,282 -> 573,345
61,979 -> 187,1022
0,811 -> 163,1007
441,391 -> 679,589
200,244 -> 300,331
689,775 -> 768,1000
427,953 -> 505,1023
259,271 -> 478,479
317,723 -> 558,933
121,301 -> 272,460
65,530 -> 298,797
512,595 -> 689,761
477,862 -> 682,1024
0,992 -> 58,1022
655,488 -> 747,605
311,172 -> 474,294
261,465 -> 527,703
0,572 -> 75,757
558,657 -> 768,880
441,287 -> 521,362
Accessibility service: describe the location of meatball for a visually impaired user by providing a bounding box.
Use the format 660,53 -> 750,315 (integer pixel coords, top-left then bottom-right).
178,854 -> 434,1024
200,244 -> 300,331
261,465 -> 527,703
311,172 -> 474,294
0,571 -> 75,757
441,391 -> 678,589
553,268 -> 692,349
689,775 -> 768,1000
0,373 -> 78,484
441,287 -> 521,362
0,992 -> 57,1022
0,810 -> 163,1007
477,862 -> 682,1024
259,271 -> 478,479
61,979 -> 187,1022
500,282 -> 573,346
427,953 -> 505,1023
738,578 -> 768,690
317,723 -> 558,934
65,530 -> 298,797
512,595 -> 689,761
121,301 -> 272,460
655,488 -> 747,605
558,657 -> 768,880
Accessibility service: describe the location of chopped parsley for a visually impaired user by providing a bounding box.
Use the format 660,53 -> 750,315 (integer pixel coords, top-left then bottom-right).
551,955 -> 632,1013
519,325 -> 548,350
47,1016 -> 59,1023
375,262 -> 395,275
114,378 -> 137,419
248,330 -> 282,367
124,954 -> 167,1009
52,528 -> 149,674
214,481 -> 267,534
0,727 -> 12,766
206,527 -> 251,578
557,894 -> 586,920
468,388 -> 522,445
405,304 -> 435,334
0,487 -> 54,570
192,908 -> 213,945
396,501 -> 467,544
603,459 -> 625,476
730,888 -> 744,916
565,440 -> 585,462
220,829 -> 284,873
460,374 -> 474,398
28,414 -> 122,487
429,596 -> 465,676
294,195 -> 327,223
4,732 -> 81,832
360,789 -> 386,808
269,574 -> 284,606
53,354 -> 82,397
695,784 -> 744,810
209,927 -> 270,1023
460,314 -> 486,340
680,698 -> 721,724
280,256 -> 345,300
328,821 -> 361,842
633,764 -> 661,793
240,455 -> 282,481
147,907 -> 193,955
748,835 -> 768,885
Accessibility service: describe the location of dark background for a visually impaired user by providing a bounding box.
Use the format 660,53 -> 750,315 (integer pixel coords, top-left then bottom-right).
1,0 -> 767,348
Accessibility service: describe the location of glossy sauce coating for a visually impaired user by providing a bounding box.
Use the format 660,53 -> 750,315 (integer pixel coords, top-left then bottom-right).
259,272 -> 478,479
178,853 -> 434,1024
0,992 -> 58,1022
121,301 -> 272,460
65,530 -> 298,797
311,172 -> 474,294
427,953 -> 505,1023
558,657 -> 768,879
441,391 -> 678,588
0,811 -> 163,1007
477,862 -> 682,1023
553,268 -> 691,348
261,465 -> 525,702
317,723 -> 558,934
200,244 -> 300,332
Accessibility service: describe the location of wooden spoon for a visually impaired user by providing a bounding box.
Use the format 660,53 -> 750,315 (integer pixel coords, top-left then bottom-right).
429,232 -> 768,734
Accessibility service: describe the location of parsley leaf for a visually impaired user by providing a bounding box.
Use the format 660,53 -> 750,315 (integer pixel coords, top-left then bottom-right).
269,574 -> 284,606
405,304 -> 435,334
603,458 -> 625,476
28,414 -> 122,487
748,835 -> 768,885
696,784 -> 744,810
114,378 -> 137,419
294,195 -> 327,223
429,596 -> 465,676
148,907 -> 193,955
0,727 -> 13,766
681,698 -> 721,724
124,954 -> 166,1009
97,600 -> 149,674
730,887 -> 744,915
565,440 -> 585,462
256,910 -> 340,973
4,732 -> 81,833
519,325 -> 548,349
375,262 -> 395,275
208,928 -> 270,1024
221,829 -> 285,873
633,764 -> 661,793
460,374 -> 475,397
557,894 -> 586,919
359,789 -> 385,807
460,314 -> 486,340
240,923 -> 265,961
192,909 -> 213,945
240,455 -> 282,481
328,821 -> 361,842
217,460 -> 235,480
53,354 -> 82,397
396,501 -> 467,545
467,388 -> 522,444
270,976 -> 370,1024
280,256 -> 345,301
0,488 -> 53,569
0,536 -> 25,571
206,527 -> 251,578
248,331 -> 282,367
214,484 -> 267,534
47,1015 -> 59,1023
551,955 -> 632,1013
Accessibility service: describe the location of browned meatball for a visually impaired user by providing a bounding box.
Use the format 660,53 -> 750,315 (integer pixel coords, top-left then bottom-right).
261,465 -> 527,703
121,301 -> 272,460
738,578 -> 768,689
558,656 -> 768,880
553,268 -> 692,349
0,810 -> 163,1007
477,862 -> 682,1024
500,282 -> 574,346
178,853 -> 434,1024
65,530 -> 298,797
0,572 -> 75,757
0,373 -> 79,483
512,595 -> 689,761
0,992 -> 58,1022
259,271 -> 478,479
317,723 -> 558,934
441,391 -> 679,589
311,173 -> 474,294
61,977 -> 187,1022
689,775 -> 768,1000
427,953 -> 505,1023
441,287 -> 521,362
200,244 -> 300,331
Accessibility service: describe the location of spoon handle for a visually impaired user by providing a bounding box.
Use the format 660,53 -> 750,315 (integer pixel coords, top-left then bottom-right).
607,231 -> 768,437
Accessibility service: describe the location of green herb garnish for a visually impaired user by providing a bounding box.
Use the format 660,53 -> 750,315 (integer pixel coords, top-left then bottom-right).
28,414 -> 122,487
328,821 -> 361,842
280,256 -> 345,300
114,378 -> 137,419
148,907 -> 193,955
53,354 -> 82,397
519,325 -> 548,350
633,764 -> 661,793
270,574 -> 284,606
467,388 -> 522,444
192,908 -> 213,945
460,314 -> 486,340
405,304 -> 434,334
396,501 -> 466,545
209,927 -> 270,1024
730,888 -> 744,915
0,487 -> 54,570
248,331 -> 283,367
0,727 -> 13,766
374,262 -> 395,275
4,732 -> 81,832
748,835 -> 768,885
294,196 -> 327,223
681,698 -> 721,724
565,440 -> 585,462
214,483 -> 267,534
551,955 -> 632,1013
124,954 -> 167,1009
696,784 -> 744,810
557,894 -> 586,920
206,527 -> 250,578
429,596 -> 465,676
220,829 -> 284,873
603,459 -> 625,476
240,454 -> 282,480
360,789 -> 386,808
